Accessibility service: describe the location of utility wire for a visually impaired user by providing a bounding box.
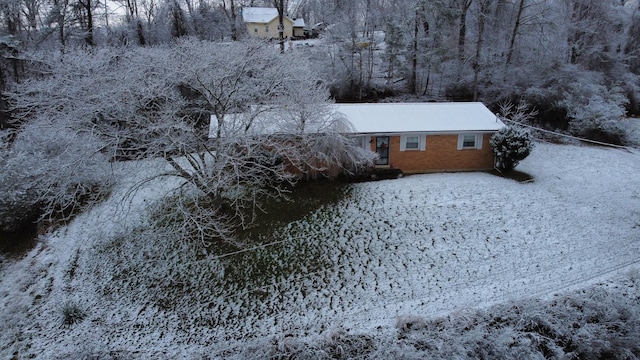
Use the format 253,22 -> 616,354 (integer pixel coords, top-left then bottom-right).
501,117 -> 635,151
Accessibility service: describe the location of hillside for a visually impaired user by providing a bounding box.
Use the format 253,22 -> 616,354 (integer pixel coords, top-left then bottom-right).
1,142 -> 639,358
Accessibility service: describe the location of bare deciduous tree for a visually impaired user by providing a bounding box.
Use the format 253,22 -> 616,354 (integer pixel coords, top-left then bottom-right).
6,39 -> 374,244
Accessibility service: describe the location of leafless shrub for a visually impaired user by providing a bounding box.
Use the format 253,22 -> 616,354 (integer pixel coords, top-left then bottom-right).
396,315 -> 428,334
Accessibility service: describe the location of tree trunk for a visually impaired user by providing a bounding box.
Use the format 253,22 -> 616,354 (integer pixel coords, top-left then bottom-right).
229,0 -> 237,41
24,0 -> 39,36
505,0 -> 525,66
126,0 -> 139,20
136,19 -> 146,45
2,4 -> 19,36
420,1 -> 429,95
104,0 -> 109,29
77,0 -> 94,46
184,0 -> 194,16
170,0 -> 188,38
124,0 -> 145,45
54,0 -> 69,50
472,0 -> 489,102
275,0 -> 285,53
408,5 -> 419,94
364,0 -> 375,86
85,0 -> 94,46
458,0 -> 472,63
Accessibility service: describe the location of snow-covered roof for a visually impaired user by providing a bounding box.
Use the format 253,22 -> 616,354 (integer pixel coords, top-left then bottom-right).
242,7 -> 277,23
336,102 -> 506,134
293,18 -> 305,27
209,102 -> 505,138
242,7 -> 292,24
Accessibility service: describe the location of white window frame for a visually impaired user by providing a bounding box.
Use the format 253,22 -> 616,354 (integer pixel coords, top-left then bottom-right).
355,135 -> 372,150
457,133 -> 483,150
400,134 -> 426,151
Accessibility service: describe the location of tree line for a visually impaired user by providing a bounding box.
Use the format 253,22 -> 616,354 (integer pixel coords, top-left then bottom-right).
1,0 -> 638,131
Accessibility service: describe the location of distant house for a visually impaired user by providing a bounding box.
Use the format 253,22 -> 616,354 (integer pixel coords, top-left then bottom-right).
337,102 -> 506,173
292,18 -> 306,38
242,7 -> 294,39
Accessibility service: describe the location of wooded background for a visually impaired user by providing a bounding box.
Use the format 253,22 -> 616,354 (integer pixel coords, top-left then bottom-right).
0,0 -> 638,129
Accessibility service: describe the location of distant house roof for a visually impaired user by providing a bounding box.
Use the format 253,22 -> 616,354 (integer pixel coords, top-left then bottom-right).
242,7 -> 278,23
242,7 -> 295,24
336,102 -> 506,134
293,18 -> 305,27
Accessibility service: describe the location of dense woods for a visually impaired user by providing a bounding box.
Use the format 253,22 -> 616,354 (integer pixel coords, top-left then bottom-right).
0,0 -> 638,120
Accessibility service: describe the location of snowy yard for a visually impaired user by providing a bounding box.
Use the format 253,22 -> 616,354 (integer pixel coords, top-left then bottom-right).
1,142 -> 640,358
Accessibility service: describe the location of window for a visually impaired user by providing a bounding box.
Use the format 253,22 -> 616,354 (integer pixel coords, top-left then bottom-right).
462,134 -> 476,148
353,135 -> 371,150
265,25 -> 269,33
457,134 -> 483,150
254,27 -> 258,33
405,136 -> 419,150
400,134 -> 426,151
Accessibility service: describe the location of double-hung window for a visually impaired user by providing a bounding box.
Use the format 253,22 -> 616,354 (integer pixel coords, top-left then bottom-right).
462,134 -> 476,148
400,134 -> 426,151
405,136 -> 420,150
457,133 -> 483,150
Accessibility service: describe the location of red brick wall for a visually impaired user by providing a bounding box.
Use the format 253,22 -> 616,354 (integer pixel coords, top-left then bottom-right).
370,133 -> 495,173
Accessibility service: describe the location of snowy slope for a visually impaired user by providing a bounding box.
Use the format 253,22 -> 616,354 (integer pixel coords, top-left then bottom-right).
1,143 -> 639,358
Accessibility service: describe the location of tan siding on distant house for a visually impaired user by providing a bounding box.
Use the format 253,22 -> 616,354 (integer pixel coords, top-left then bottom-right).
246,18 -> 294,39
371,133 -> 495,173
293,26 -> 305,37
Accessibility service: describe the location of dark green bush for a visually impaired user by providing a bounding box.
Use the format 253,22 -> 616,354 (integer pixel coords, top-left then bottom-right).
490,126 -> 534,172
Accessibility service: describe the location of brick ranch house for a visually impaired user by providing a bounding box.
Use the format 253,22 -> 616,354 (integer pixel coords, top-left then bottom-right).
337,102 -> 506,174
209,102 -> 505,176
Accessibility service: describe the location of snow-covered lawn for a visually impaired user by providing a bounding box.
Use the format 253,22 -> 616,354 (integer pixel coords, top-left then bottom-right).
1,142 -> 639,358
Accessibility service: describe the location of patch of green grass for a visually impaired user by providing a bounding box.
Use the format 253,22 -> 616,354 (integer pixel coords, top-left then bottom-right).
489,169 -> 534,183
233,179 -> 352,243
0,225 -> 38,258
60,301 -> 86,326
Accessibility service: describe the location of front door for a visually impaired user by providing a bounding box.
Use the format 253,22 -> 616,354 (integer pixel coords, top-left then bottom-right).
375,136 -> 390,165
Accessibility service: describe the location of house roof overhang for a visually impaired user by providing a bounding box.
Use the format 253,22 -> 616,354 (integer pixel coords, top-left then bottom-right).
335,102 -> 506,134
208,102 -> 506,139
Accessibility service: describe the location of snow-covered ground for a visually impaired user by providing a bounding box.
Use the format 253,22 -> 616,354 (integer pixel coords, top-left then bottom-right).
1,142 -> 639,358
